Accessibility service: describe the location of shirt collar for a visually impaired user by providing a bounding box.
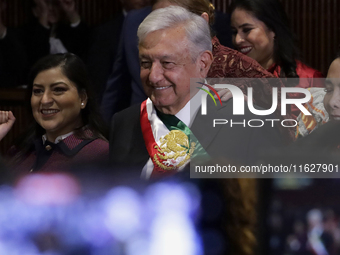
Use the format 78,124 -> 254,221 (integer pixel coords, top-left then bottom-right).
42,131 -> 74,144
175,81 -> 207,128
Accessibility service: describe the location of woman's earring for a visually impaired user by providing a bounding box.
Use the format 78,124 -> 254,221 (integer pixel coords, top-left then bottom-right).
81,103 -> 84,106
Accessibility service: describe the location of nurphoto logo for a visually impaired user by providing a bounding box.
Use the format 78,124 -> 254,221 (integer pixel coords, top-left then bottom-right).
198,82 -> 312,116
196,79 -> 313,128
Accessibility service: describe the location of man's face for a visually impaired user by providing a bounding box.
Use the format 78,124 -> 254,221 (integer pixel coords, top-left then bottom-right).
324,58 -> 340,121
139,26 -> 203,115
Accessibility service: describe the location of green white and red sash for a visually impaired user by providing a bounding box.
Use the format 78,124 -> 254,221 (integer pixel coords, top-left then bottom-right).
140,99 -> 210,179
140,99 -> 194,178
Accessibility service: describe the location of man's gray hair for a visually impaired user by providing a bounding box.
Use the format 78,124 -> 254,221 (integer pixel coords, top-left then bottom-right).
137,6 -> 212,61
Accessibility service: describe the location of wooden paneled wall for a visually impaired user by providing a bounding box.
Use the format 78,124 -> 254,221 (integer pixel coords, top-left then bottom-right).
281,0 -> 340,75
2,0 -> 339,74
2,0 -> 122,27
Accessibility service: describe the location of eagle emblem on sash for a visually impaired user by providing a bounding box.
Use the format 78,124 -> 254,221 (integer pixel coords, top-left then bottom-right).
153,130 -> 196,170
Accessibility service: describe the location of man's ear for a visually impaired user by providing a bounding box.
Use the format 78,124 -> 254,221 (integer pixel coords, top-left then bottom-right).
201,12 -> 209,23
80,89 -> 88,109
198,50 -> 213,77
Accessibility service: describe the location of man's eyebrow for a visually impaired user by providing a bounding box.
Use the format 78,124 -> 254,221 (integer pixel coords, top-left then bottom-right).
139,54 -> 150,59
139,54 -> 175,60
161,55 -> 175,60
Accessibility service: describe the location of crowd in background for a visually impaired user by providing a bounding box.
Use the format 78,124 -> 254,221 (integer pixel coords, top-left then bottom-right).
268,179 -> 340,255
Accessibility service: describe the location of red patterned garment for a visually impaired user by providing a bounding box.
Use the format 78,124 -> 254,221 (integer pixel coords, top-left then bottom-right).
207,37 -> 294,141
10,130 -> 109,174
267,61 -> 324,119
208,37 -> 275,79
208,37 -> 285,111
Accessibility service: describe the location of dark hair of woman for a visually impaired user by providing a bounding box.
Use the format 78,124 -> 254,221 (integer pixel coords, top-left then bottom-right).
229,0 -> 300,79
11,53 -> 108,162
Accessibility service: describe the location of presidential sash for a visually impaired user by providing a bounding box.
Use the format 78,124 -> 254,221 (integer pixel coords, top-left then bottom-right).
140,99 -> 209,177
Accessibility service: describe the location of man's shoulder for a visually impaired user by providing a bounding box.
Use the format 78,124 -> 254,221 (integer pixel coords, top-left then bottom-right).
124,6 -> 152,25
111,103 -> 141,127
109,103 -> 148,169
114,103 -> 141,117
122,6 -> 151,38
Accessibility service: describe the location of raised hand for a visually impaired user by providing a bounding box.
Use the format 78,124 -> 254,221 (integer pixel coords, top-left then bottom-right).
0,111 -> 15,141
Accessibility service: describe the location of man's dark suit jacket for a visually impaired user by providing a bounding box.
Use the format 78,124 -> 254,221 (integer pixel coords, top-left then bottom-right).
87,12 -> 125,104
109,99 -> 282,177
101,7 -> 152,123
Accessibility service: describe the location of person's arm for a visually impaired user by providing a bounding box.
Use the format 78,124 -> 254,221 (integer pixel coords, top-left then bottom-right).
0,111 -> 15,141
100,32 -> 131,123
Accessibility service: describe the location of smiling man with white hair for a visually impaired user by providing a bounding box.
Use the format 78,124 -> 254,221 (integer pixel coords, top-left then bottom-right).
109,6 -> 282,179
137,6 -> 213,116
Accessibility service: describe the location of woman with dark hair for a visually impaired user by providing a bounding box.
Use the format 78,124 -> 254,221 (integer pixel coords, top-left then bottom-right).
230,0 -> 324,118
0,53 -> 109,173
